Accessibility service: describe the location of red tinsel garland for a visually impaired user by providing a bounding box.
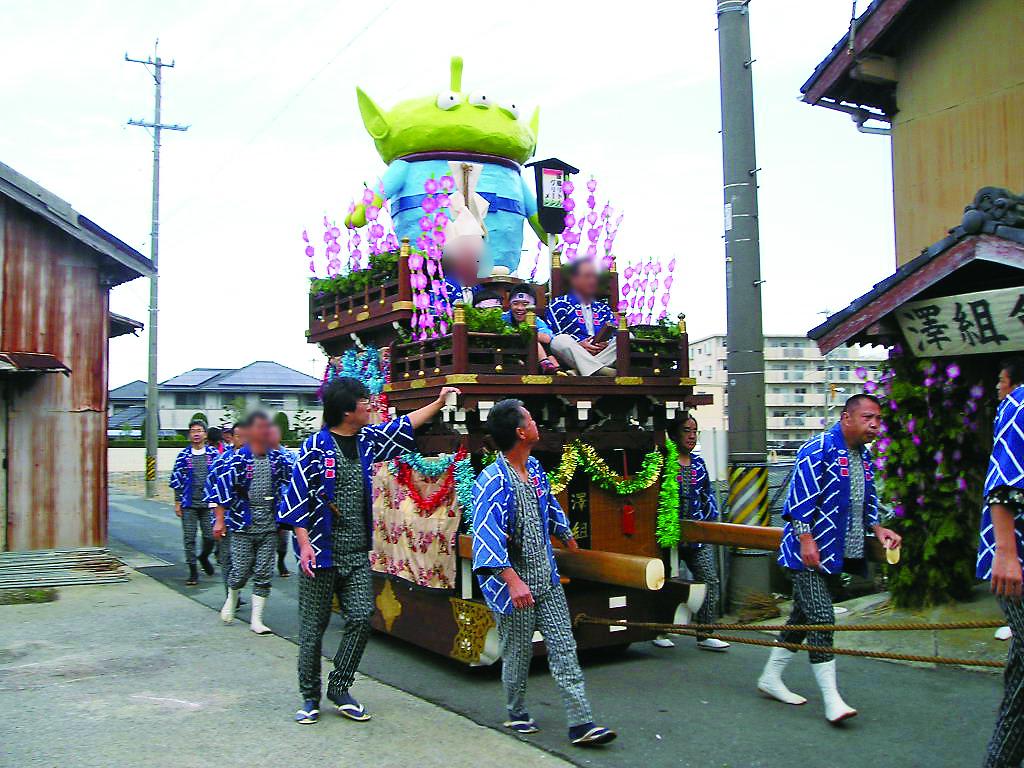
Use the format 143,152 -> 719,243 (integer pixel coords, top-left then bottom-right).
394,447 -> 467,513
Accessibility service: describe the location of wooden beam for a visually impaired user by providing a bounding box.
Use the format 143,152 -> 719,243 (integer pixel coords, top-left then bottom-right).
851,55 -> 898,86
680,520 -> 782,550
458,534 -> 664,590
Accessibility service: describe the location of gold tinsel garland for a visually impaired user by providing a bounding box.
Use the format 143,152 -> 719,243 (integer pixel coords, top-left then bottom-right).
548,440 -> 664,496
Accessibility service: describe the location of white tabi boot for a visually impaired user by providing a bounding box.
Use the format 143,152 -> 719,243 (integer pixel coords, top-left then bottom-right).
250,595 -> 272,635
757,647 -> 807,705
812,660 -> 857,723
220,588 -> 239,624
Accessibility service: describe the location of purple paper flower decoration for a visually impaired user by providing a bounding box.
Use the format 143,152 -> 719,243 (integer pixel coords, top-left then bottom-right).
564,198 -> 575,212
893,505 -> 905,518
304,245 -> 314,258
586,178 -> 597,193
419,216 -> 433,232
664,276 -> 674,292
912,435 -> 922,446
622,283 -> 631,296
946,363 -> 960,379
422,197 -> 439,214
408,252 -> 424,271
436,193 -> 450,209
302,230 -> 309,243
434,230 -> 446,247
586,195 -> 596,210
864,380 -> 878,393
362,189 -> 375,205
970,384 -> 984,399
564,213 -> 576,229
440,175 -> 455,192
957,477 -> 967,491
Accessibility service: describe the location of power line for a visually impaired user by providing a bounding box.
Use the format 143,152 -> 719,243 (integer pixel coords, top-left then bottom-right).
164,0 -> 398,225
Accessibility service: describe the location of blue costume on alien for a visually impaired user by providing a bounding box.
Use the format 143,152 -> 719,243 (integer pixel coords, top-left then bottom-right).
378,158 -> 536,277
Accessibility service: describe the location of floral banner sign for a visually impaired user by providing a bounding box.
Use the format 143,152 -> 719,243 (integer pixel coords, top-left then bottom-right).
897,285 -> 1024,357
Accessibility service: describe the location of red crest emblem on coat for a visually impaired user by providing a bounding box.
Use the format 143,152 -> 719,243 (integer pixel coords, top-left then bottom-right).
325,469 -> 335,479
840,468 -> 849,477
325,458 -> 335,468
838,456 -> 848,466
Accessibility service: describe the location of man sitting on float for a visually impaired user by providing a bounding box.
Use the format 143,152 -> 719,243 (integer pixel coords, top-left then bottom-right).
546,257 -> 617,376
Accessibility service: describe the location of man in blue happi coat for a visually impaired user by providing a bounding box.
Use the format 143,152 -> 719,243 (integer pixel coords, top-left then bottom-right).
979,358 -> 1024,767
758,394 -> 901,723
652,414 -> 729,651
169,419 -> 219,586
212,411 -> 292,636
279,378 -> 459,725
546,258 -> 617,376
472,399 -> 615,746
205,422 -> 245,596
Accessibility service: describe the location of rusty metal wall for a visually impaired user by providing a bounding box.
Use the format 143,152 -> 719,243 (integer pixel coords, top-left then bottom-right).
0,198 -> 110,550
891,0 -> 1024,265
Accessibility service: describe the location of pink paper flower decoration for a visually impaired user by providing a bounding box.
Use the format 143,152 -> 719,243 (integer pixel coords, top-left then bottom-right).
362,189 -> 375,205
424,178 -> 440,194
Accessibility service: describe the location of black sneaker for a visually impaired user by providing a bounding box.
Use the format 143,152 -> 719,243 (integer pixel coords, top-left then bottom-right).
186,564 -> 199,586
569,723 -> 617,746
295,700 -> 320,724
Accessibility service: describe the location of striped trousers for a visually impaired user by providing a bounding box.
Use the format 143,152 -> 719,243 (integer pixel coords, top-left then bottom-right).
297,555 -> 374,702
494,584 -> 593,727
985,598 -> 1024,767
180,507 -> 213,567
778,569 -> 835,664
679,545 -> 720,631
228,531 -> 276,598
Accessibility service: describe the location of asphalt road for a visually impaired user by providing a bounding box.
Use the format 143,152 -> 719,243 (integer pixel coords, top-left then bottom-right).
110,489 -> 1004,768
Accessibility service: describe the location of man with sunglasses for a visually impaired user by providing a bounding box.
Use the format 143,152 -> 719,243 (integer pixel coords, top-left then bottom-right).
279,377 -> 459,725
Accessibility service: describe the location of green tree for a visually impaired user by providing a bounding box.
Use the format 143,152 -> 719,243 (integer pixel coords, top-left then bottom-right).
189,412 -> 208,427
273,411 -> 290,438
293,407 -> 317,440
224,396 -> 248,425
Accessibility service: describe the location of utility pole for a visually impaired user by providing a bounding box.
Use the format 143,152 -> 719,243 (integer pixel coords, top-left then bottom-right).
717,1 -> 768,529
126,41 -> 188,498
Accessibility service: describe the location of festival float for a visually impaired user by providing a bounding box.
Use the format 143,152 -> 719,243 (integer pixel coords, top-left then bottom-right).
303,57 -> 717,664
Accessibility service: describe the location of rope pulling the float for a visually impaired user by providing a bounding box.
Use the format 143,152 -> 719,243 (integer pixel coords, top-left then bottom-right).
572,614 -> 1007,668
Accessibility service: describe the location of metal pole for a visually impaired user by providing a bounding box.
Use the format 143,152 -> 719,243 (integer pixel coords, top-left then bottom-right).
716,0 -> 766,465
127,42 -> 188,498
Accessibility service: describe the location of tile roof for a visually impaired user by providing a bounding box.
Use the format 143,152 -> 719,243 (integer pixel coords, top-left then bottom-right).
158,361 -> 320,391
109,379 -> 147,400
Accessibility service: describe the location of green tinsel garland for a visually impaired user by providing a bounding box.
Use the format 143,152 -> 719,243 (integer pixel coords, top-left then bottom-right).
656,437 -> 681,547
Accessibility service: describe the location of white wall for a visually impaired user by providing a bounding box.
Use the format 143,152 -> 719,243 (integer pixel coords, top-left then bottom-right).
108,447 -> 182,473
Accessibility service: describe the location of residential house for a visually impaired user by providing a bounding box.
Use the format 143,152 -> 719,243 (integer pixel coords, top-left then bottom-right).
108,378 -> 147,436
156,361 -> 321,432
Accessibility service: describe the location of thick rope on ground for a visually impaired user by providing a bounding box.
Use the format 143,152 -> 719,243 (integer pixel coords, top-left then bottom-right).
573,614 -> 1006,668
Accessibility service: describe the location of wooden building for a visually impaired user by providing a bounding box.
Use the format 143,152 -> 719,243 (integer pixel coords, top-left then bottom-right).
801,0 -> 1024,266
0,161 -> 152,551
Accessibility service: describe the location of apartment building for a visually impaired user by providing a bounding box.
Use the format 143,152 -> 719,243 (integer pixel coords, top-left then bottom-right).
689,334 -> 886,454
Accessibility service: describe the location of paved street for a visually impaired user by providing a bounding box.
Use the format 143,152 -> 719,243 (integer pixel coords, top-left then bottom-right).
110,489 -> 1006,768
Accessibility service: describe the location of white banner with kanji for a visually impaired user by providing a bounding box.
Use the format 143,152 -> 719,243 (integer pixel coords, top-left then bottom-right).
898,286 -> 1024,357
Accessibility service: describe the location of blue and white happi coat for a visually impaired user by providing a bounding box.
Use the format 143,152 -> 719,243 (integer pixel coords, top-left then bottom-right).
278,417 -> 415,568
777,423 -> 879,574
272,446 -> 297,472
211,446 -> 292,532
471,456 -> 573,614
169,445 -> 219,506
977,385 -> 1024,579
679,454 -> 718,548
203,446 -> 236,505
545,292 -> 615,342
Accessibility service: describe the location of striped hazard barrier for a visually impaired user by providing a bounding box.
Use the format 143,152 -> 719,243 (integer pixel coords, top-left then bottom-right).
726,464 -> 769,527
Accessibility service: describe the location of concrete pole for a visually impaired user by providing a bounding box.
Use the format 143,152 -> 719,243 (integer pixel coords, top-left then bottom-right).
716,0 -> 766,466
127,41 -> 187,497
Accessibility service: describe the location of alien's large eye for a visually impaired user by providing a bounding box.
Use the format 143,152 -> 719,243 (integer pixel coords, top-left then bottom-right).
499,100 -> 520,119
436,91 -> 460,110
468,90 -> 492,108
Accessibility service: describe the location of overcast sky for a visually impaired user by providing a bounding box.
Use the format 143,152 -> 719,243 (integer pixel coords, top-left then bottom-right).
1,0 -> 895,388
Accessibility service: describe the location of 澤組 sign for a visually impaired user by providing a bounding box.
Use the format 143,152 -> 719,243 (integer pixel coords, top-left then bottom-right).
898,286 -> 1024,356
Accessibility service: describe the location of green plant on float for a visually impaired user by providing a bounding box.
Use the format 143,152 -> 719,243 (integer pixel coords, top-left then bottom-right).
310,249 -> 400,298
877,350 -> 994,608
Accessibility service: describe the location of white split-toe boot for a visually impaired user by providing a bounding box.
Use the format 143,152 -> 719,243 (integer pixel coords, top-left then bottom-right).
812,660 -> 857,723
757,647 -> 808,705
250,595 -> 272,635
220,588 -> 239,624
